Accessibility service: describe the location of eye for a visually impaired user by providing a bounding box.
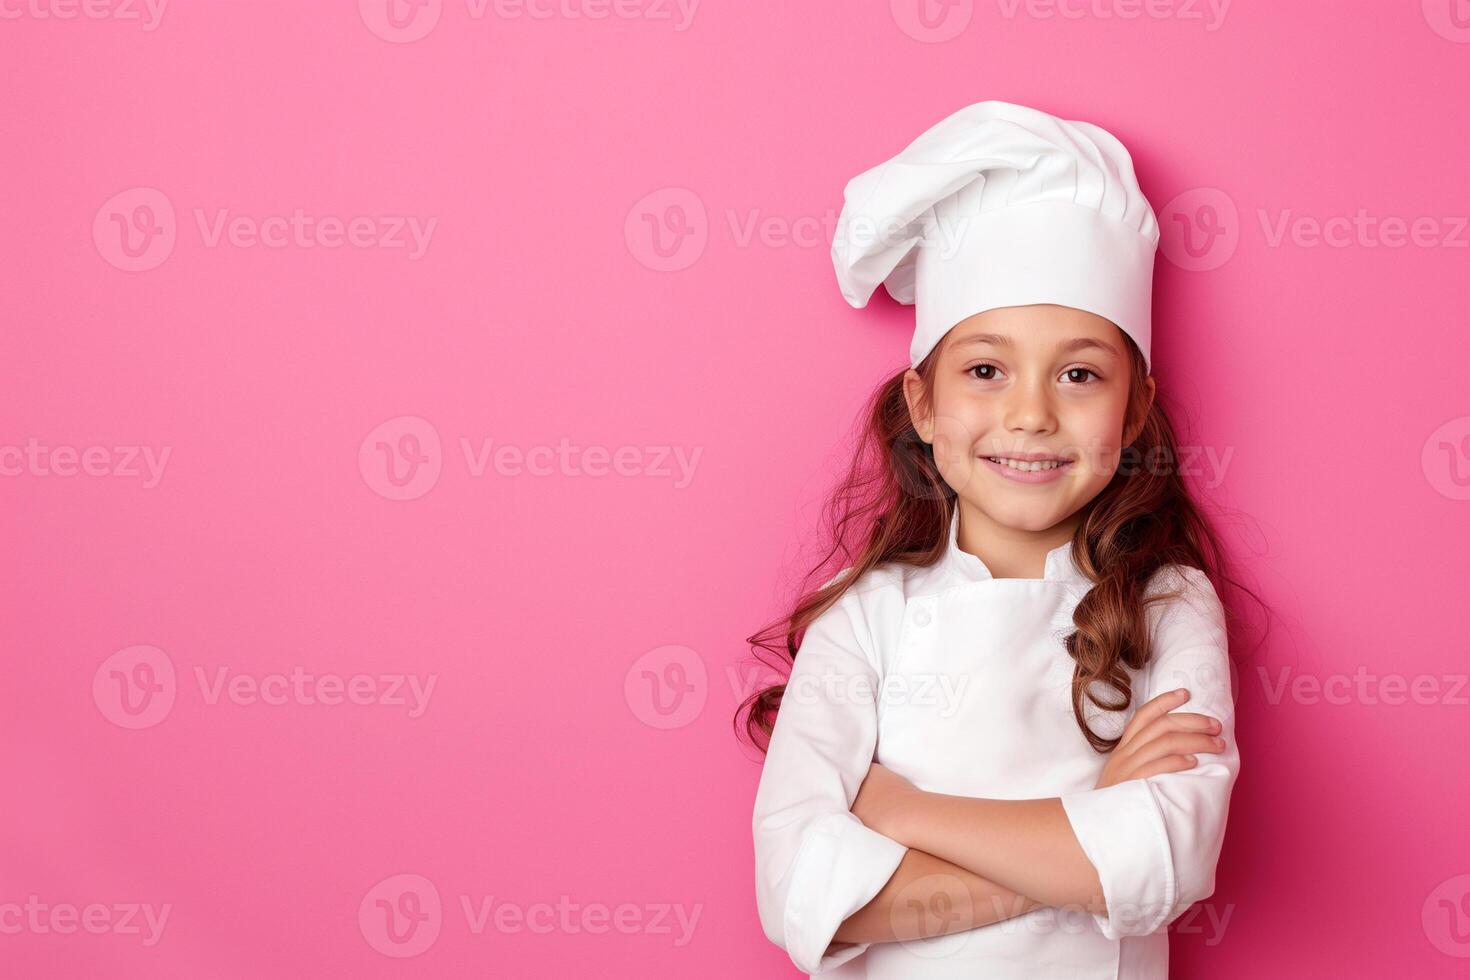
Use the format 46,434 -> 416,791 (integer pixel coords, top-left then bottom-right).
1061,367 -> 1100,385
967,362 -> 1002,381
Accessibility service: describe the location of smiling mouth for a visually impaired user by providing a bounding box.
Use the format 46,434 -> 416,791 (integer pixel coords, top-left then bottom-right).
983,456 -> 1072,473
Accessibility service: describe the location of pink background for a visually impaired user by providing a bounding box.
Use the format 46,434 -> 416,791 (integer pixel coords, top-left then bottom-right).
4,0 -> 1470,976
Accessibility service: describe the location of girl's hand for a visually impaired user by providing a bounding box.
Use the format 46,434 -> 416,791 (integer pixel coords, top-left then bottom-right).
1095,688 -> 1226,790
852,762 -> 921,841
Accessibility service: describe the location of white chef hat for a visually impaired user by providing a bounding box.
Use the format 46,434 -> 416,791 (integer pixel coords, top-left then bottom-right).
830,100 -> 1160,372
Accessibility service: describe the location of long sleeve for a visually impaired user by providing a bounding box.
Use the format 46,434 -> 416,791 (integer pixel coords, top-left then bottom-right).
752,588 -> 909,974
1058,564 -> 1241,940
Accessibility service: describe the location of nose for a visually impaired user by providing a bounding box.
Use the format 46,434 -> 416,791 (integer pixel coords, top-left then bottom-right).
1002,374 -> 1057,436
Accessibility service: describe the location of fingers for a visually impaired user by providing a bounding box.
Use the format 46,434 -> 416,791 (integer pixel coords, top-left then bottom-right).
1118,688 -> 1191,749
1122,730 -> 1225,770
1128,754 -> 1200,780
1132,710 -> 1222,749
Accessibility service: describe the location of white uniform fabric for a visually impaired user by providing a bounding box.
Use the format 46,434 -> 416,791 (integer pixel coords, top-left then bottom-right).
752,505 -> 1239,977
830,100 -> 1161,371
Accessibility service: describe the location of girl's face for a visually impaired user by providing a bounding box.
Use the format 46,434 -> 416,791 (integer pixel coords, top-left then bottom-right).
904,304 -> 1154,538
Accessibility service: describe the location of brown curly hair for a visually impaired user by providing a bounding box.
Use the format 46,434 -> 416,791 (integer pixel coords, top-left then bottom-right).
736,329 -> 1265,754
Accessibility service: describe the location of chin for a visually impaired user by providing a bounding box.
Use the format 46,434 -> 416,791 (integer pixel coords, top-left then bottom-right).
974,502 -> 1063,534
1006,512 -> 1064,533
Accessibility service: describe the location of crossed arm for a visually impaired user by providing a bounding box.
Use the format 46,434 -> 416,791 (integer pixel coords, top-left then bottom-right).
753,570 -> 1238,970
833,687 -> 1224,945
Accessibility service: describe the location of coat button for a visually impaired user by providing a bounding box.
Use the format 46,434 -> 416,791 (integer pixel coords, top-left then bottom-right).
914,608 -> 931,627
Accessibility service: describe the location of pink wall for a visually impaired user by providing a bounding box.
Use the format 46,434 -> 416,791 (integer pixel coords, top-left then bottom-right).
4,1 -> 1469,976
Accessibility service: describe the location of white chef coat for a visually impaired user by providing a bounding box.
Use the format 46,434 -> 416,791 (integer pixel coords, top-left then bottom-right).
752,504 -> 1239,978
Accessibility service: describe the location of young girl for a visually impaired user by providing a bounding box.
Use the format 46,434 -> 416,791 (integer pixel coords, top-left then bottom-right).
743,101 -> 1248,978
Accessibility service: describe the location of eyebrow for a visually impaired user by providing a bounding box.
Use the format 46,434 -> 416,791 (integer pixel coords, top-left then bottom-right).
952,332 -> 1120,358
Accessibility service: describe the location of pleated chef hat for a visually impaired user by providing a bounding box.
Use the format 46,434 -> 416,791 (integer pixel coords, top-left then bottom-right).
830,100 -> 1160,372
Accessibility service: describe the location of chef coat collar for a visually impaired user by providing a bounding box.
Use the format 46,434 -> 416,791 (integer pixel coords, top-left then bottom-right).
942,503 -> 1090,586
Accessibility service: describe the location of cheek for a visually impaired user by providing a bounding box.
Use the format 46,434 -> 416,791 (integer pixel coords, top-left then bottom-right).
1065,408 -> 1129,476
927,395 -> 992,454
926,404 -> 990,494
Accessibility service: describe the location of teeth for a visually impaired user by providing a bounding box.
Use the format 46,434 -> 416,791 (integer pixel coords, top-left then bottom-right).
987,457 -> 1066,472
